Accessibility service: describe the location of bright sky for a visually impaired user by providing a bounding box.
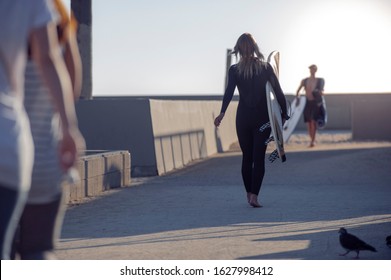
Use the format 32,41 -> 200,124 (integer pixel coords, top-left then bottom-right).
66,0 -> 391,96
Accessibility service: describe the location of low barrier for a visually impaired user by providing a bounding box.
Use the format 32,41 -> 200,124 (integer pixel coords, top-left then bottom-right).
75,93 -> 391,178
63,150 -> 131,204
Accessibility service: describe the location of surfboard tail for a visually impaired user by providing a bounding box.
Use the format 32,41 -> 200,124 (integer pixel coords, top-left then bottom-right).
268,150 -> 279,163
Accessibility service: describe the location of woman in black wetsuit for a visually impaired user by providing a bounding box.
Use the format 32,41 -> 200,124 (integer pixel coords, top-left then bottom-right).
214,33 -> 288,208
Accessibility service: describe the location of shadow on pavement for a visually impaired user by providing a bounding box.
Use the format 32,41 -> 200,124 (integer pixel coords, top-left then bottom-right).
59,146 -> 391,259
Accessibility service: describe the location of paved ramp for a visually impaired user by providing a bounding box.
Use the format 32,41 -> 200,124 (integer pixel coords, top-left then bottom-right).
57,138 -> 391,260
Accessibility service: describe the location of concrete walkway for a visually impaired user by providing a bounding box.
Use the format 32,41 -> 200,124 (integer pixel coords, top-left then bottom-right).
57,133 -> 391,260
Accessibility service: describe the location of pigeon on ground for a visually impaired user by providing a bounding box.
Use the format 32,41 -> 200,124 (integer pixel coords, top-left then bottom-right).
386,235 -> 391,248
338,227 -> 377,259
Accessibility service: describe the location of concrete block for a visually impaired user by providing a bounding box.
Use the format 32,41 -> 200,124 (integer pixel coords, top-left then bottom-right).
103,172 -> 122,189
62,182 -> 71,203
86,175 -> 103,196
85,156 -> 105,178
122,151 -> 131,170
73,179 -> 86,201
62,150 -> 131,204
123,168 -> 131,186
75,158 -> 86,180
69,181 -> 78,201
103,153 -> 123,173
122,151 -> 131,186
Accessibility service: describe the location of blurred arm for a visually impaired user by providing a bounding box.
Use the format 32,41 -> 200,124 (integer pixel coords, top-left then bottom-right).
63,30 -> 82,100
29,22 -> 85,170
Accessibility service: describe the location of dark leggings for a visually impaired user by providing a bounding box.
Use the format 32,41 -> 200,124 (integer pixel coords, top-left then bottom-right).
0,185 -> 26,260
13,194 -> 64,260
236,107 -> 271,196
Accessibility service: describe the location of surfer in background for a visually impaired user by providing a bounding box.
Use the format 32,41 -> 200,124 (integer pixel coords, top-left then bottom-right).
296,64 -> 325,147
214,33 -> 288,208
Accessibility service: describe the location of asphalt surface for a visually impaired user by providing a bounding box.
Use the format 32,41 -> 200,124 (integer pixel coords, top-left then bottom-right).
57,133 -> 391,260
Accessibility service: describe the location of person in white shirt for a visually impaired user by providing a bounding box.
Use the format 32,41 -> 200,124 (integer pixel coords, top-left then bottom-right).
0,0 -> 85,259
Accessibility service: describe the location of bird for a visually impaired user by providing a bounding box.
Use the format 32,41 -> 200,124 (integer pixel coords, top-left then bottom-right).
386,235 -> 391,248
338,227 -> 377,259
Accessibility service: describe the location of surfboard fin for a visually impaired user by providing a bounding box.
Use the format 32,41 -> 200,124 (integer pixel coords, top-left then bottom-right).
268,150 -> 279,162
265,136 -> 274,145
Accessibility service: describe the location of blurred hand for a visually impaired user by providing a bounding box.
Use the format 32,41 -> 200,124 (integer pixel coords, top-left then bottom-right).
282,113 -> 290,126
59,127 -> 85,171
214,113 -> 225,127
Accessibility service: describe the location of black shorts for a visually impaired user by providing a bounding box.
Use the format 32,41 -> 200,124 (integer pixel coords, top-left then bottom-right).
304,100 -> 319,123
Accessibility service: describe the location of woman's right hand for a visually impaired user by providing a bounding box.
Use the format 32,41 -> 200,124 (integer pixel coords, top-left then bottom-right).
214,113 -> 225,127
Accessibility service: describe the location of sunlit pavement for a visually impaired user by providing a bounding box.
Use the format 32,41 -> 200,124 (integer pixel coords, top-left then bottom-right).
57,133 -> 391,260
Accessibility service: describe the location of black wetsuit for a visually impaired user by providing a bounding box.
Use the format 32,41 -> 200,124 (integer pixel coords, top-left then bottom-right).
220,63 -> 287,196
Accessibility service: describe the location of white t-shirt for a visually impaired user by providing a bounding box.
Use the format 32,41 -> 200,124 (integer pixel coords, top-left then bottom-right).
0,0 -> 57,191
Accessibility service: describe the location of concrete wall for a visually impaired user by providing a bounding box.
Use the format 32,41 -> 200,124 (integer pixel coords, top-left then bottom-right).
121,93 -> 389,131
75,93 -> 391,177
75,98 -> 238,177
76,98 -> 157,176
63,151 -> 131,204
150,100 -> 237,175
287,93 -> 391,139
352,98 -> 391,141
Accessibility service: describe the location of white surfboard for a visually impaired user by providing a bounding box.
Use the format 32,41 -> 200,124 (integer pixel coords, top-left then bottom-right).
283,96 -> 306,142
265,51 -> 286,162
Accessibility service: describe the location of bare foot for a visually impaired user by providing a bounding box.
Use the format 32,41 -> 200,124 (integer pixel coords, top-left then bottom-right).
249,194 -> 263,208
250,201 -> 262,208
247,193 -> 251,204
